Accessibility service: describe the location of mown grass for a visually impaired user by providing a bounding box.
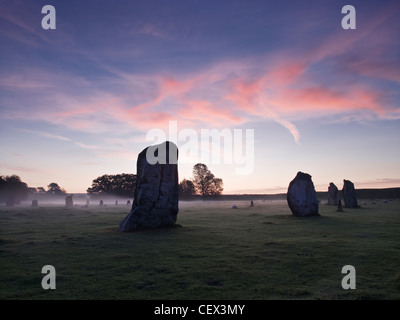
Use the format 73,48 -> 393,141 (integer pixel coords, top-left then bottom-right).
0,200 -> 399,300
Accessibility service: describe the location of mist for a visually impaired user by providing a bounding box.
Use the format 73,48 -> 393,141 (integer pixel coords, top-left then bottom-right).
7,193 -> 134,208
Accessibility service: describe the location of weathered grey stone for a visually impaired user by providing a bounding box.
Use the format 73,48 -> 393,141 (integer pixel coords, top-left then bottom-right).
65,195 -> 73,208
342,179 -> 357,208
31,200 -> 38,207
328,182 -> 338,205
287,171 -> 319,217
337,199 -> 343,212
119,141 -> 179,232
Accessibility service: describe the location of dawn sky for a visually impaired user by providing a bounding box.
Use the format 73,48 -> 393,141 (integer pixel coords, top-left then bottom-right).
1,0 -> 399,194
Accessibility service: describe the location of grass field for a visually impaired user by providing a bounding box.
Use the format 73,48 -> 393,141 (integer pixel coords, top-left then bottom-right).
1,200 -> 399,300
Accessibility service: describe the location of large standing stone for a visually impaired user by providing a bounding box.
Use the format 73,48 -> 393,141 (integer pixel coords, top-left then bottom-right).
287,171 -> 319,217
328,182 -> 338,205
342,179 -> 357,208
119,141 -> 179,232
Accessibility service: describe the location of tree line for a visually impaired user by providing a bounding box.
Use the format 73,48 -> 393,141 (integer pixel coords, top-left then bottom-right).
0,176 -> 67,206
86,163 -> 223,199
1,163 -> 223,206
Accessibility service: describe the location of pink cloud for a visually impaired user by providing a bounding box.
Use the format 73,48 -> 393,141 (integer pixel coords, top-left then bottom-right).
272,87 -> 383,115
346,59 -> 400,84
179,100 -> 244,127
265,62 -> 307,86
304,3 -> 399,65
1,4 -> 398,144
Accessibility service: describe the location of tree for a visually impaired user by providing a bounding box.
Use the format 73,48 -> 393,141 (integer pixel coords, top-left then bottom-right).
37,187 -> 46,193
209,177 -> 223,196
178,179 -> 196,198
28,187 -> 46,194
0,176 -> 6,202
87,174 -> 137,198
192,163 -> 224,197
47,182 -> 66,195
0,175 -> 29,206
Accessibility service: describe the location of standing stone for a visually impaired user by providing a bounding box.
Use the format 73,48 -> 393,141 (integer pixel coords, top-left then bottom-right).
250,200 -> 254,207
342,179 -> 357,208
337,199 -> 343,212
287,171 -> 319,217
65,195 -> 73,208
119,141 -> 179,232
99,200 -> 104,206
31,200 -> 38,207
328,182 -> 338,205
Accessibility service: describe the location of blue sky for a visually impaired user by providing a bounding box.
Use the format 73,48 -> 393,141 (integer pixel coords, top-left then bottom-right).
0,0 -> 399,194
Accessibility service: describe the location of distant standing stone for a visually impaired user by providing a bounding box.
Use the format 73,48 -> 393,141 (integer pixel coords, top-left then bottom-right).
287,171 -> 319,217
250,200 -> 254,207
65,195 -> 73,208
126,200 -> 131,206
115,200 -> 118,206
31,200 -> 38,207
232,205 -> 238,209
328,182 -> 338,205
337,199 -> 343,212
119,141 -> 179,232
99,200 -> 104,206
342,179 -> 358,208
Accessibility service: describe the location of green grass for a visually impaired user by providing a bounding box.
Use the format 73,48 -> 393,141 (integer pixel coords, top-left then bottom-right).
1,200 -> 399,300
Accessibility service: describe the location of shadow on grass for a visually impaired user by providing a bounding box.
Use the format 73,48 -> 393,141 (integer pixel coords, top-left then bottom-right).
102,224 -> 183,234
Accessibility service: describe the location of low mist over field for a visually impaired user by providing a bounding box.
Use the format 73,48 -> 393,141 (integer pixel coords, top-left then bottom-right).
1,200 -> 400,300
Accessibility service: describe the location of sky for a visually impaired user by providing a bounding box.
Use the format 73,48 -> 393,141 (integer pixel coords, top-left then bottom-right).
0,0 -> 399,194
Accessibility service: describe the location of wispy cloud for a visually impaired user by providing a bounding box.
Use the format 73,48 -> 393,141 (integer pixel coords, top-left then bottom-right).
75,142 -> 100,150
1,2 -> 398,144
0,162 -> 47,174
139,24 -> 167,39
20,129 -> 71,141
